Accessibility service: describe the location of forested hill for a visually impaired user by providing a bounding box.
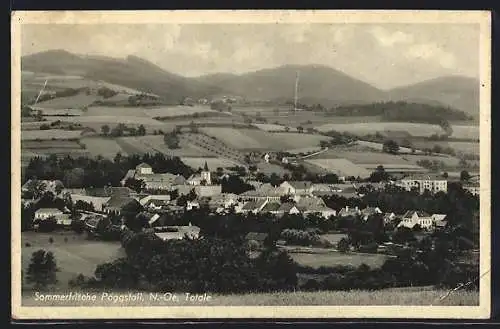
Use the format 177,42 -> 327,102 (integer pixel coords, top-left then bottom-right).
325,101 -> 473,124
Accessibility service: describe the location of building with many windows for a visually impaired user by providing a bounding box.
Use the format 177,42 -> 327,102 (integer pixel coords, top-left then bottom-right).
399,174 -> 448,194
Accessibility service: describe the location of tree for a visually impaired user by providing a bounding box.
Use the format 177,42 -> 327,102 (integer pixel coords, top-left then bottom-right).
124,177 -> 145,193
26,250 -> 59,289
383,140 -> 400,154
297,126 -> 304,133
137,125 -> 146,136
337,238 -> 350,253
442,172 -> 449,179
460,170 -> 471,182
101,125 -> 110,136
163,132 -> 180,149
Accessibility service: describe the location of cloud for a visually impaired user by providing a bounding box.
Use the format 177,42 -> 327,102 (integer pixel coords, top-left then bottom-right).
405,42 -> 458,69
370,26 -> 414,47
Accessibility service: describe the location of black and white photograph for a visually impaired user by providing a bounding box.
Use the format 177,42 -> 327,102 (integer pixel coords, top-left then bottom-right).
11,10 -> 491,319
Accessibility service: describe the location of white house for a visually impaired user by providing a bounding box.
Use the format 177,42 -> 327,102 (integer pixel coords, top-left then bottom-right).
399,175 -> 448,194
280,181 -> 313,196
34,208 -> 64,220
398,210 -> 433,229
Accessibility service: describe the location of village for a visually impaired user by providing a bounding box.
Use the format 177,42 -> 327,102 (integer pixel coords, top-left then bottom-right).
21,153 -> 480,256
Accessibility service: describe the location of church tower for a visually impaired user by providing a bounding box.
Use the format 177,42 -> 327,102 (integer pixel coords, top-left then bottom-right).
201,161 -> 211,185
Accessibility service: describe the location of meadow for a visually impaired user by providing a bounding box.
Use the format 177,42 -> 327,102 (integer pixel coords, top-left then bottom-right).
22,129 -> 83,141
80,137 -> 129,158
289,251 -> 388,269
21,231 -> 125,290
200,128 -> 329,151
34,94 -> 101,109
180,157 -> 241,169
304,158 -> 372,178
145,105 -> 222,118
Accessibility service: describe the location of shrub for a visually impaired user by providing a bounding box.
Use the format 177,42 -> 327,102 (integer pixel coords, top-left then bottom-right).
48,237 -> 54,244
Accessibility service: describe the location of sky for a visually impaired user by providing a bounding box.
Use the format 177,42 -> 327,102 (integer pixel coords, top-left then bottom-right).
21,23 -> 480,89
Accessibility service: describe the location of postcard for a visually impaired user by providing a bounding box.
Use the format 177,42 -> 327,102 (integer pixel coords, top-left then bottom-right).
11,10 -> 491,320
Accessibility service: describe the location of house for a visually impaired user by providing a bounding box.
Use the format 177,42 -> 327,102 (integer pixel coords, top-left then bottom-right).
280,181 -> 313,196
261,202 -> 283,216
55,214 -> 72,226
399,174 -> 448,194
186,201 -> 200,211
383,212 -> 397,224
143,199 -> 170,211
34,208 -> 64,220
463,182 -> 480,196
147,213 -> 161,226
207,193 -> 238,210
398,210 -> 433,229
153,225 -> 200,241
338,206 -> 361,218
70,194 -> 111,212
120,163 -> 186,191
431,214 -> 448,228
84,215 -> 109,231
239,183 -> 287,201
187,162 -> 212,186
102,195 -> 140,215
194,185 -> 222,197
360,207 -> 383,220
278,203 -> 301,216
240,199 -> 268,214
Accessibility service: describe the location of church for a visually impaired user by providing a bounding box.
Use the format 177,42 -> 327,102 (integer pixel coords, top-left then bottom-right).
186,161 -> 222,197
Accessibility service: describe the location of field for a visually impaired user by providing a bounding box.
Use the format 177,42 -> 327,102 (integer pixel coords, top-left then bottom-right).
34,94 -> 102,109
314,122 -> 479,140
21,231 -> 125,290
304,158 -> 372,177
22,129 -> 83,141
256,162 -> 292,175
21,288 -> 478,306
289,251 -> 388,269
180,157 -> 241,169
80,137 -> 128,158
200,128 -> 329,151
144,105 -> 222,118
252,123 -> 297,132
413,141 -> 480,155
66,115 -> 164,126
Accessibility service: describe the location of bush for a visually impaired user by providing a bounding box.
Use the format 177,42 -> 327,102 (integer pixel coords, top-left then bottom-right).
48,237 -> 54,244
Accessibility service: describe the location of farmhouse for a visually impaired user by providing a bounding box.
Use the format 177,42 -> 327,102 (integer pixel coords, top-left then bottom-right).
431,214 -> 448,228
399,174 -> 448,194
278,203 -> 301,215
102,195 -> 139,215
239,183 -> 287,201
383,212 -> 397,224
207,193 -> 238,210
121,163 -> 186,191
70,194 -> 110,212
139,194 -> 171,206
261,202 -> 283,216
338,206 -> 361,218
360,207 -> 383,220
398,210 -> 433,229
280,181 -> 313,196
240,200 -> 268,214
153,225 -> 200,241
34,208 -> 64,220
295,196 -> 336,218
463,182 -> 480,196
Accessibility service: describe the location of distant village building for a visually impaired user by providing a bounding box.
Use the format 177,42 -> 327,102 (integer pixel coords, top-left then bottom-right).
240,183 -> 287,202
121,163 -> 186,191
280,181 -> 314,196
34,208 -> 64,221
187,162 -> 212,186
463,182 -> 480,196
398,210 -> 434,229
153,225 -> 201,241
399,175 -> 448,194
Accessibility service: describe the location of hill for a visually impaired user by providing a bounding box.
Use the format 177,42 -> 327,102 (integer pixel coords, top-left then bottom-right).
21,50 -> 225,103
197,64 -> 386,106
386,76 -> 480,117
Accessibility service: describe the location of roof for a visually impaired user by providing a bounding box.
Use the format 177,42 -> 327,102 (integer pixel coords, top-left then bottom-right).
245,232 -> 269,241
204,161 -> 209,171
403,210 -> 431,218
261,202 -> 281,212
296,197 -> 326,210
361,207 -> 382,215
432,214 -> 447,221
242,200 -> 267,211
283,181 -> 312,190
35,208 -> 63,214
402,174 -> 447,181
136,162 -> 152,169
105,195 -> 137,209
278,202 -> 298,212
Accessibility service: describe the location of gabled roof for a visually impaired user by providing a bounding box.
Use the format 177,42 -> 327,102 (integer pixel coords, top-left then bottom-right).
35,208 -> 63,214
241,199 -> 267,211
136,162 -> 152,169
261,202 -> 281,212
105,195 -> 137,209
403,210 -> 431,218
283,181 -> 313,190
278,202 -> 299,212
296,197 -> 326,210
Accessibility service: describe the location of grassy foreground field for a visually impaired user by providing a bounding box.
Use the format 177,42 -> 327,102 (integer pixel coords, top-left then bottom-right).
21,288 -> 479,306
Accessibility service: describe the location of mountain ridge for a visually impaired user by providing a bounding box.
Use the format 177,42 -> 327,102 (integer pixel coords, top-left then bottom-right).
21,50 -> 479,115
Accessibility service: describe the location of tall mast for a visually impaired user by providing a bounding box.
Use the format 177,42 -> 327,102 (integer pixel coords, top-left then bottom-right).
294,71 -> 299,111
34,79 -> 48,106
